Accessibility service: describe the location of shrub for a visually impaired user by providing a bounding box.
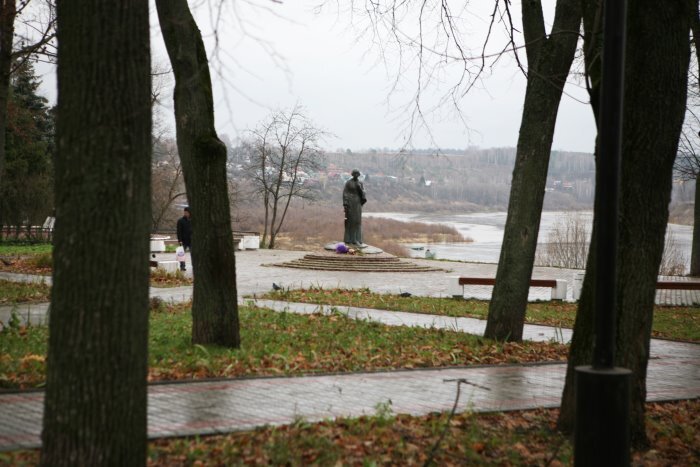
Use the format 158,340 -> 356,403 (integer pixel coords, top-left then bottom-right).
535,213 -> 687,276
535,213 -> 589,269
659,229 -> 686,276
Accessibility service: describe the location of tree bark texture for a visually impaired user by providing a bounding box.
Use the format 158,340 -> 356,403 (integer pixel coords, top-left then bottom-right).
40,1 -> 151,465
691,175 -> 700,275
156,0 -> 241,347
0,0 -> 15,231
689,5 -> 700,277
484,0 -> 581,341
557,0 -> 691,447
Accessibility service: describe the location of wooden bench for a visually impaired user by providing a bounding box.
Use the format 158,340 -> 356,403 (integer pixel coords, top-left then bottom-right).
449,276 -> 568,300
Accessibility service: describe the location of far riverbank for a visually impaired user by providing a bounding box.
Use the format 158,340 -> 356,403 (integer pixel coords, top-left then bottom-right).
365,211 -> 693,269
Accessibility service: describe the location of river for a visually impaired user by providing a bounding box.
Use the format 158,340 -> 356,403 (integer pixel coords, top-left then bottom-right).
365,211 -> 693,269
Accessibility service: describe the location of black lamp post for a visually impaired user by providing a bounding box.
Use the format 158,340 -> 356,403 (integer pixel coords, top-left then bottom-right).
574,0 -> 631,465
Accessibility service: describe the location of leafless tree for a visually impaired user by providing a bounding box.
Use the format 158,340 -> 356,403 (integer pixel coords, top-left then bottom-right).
244,106 -> 326,248
157,0 -> 241,348
12,0 -> 56,65
558,0 -> 693,447
341,0 -> 581,341
674,32 -> 700,275
535,213 -> 590,269
41,0 -> 150,463
659,228 -> 687,276
151,138 -> 185,232
340,0 -> 525,149
0,0 -> 56,231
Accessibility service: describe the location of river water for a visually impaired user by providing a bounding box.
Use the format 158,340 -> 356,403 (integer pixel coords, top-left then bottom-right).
365,211 -> 693,269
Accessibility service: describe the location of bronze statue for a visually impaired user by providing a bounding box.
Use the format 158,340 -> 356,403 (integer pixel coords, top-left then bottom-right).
343,169 -> 367,246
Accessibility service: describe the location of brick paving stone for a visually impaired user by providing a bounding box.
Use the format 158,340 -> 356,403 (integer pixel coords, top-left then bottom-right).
1,353 -> 698,451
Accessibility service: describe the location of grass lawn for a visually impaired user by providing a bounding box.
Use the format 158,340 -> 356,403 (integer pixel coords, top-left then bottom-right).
147,400 -> 700,466
4,400 -> 698,466
0,301 -> 568,389
262,288 -> 700,342
0,243 -> 52,256
149,269 -> 193,287
0,271 -> 191,303
0,245 -> 191,287
1,289 -> 697,465
0,280 -> 51,304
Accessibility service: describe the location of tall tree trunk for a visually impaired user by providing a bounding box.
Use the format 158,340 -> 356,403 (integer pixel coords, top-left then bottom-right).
558,0 -> 691,448
484,0 -> 581,341
689,6 -> 700,277
0,0 -> 16,234
40,1 -> 151,464
691,174 -> 700,275
156,0 -> 241,347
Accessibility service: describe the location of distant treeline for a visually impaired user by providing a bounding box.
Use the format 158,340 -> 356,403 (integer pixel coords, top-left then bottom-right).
312,148 -> 596,211
224,145 -> 597,212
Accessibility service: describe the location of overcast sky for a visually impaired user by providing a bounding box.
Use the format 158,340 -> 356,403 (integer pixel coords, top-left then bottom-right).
39,0 -> 597,153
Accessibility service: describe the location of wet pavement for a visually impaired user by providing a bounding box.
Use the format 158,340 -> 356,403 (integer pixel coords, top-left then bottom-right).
1,352 -> 698,451
1,249 -> 699,451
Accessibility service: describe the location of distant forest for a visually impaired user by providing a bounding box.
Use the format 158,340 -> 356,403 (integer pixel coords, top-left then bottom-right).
227,146 -> 597,213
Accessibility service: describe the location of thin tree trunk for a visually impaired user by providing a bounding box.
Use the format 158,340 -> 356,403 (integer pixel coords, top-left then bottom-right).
156,0 -> 240,347
272,180 -> 298,243
40,1 -> 151,464
558,0 -> 691,447
262,193 -> 270,247
261,153 -> 270,247
268,156 -> 288,249
484,0 -> 581,341
0,0 -> 16,234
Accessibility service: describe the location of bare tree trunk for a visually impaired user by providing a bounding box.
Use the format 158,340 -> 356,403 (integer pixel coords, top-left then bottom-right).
0,0 -> 16,234
271,179 -> 299,244
156,0 -> 240,347
691,174 -> 700,275
484,0 -> 581,341
40,0 -> 151,464
262,193 -> 270,247
558,0 -> 691,448
268,163 -> 286,249
689,7 -> 700,277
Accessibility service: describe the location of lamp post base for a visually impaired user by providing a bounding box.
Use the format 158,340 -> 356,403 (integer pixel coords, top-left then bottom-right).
574,365 -> 632,466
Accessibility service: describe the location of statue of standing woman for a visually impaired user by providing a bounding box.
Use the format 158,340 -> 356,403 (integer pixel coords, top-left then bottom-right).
343,169 -> 367,246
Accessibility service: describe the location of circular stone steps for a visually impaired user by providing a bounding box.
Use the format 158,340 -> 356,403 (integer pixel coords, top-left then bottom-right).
265,254 -> 444,273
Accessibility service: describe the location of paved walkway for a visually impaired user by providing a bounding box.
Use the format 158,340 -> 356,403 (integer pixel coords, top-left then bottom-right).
2,249 -> 699,327
1,250 -> 699,451
3,356 -> 698,452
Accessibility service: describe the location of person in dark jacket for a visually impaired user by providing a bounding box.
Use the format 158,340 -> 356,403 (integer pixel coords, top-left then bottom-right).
343,169 -> 367,246
176,207 -> 192,271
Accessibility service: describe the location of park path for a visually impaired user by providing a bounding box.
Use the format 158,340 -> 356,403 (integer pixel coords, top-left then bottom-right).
2,248 -> 700,327
1,298 -> 698,451
1,249 -> 699,451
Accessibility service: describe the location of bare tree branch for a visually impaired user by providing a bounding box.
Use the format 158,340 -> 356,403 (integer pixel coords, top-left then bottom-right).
242,105 -> 328,248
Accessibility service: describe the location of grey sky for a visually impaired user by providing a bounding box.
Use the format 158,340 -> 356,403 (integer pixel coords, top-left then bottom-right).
39,0 -> 597,153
